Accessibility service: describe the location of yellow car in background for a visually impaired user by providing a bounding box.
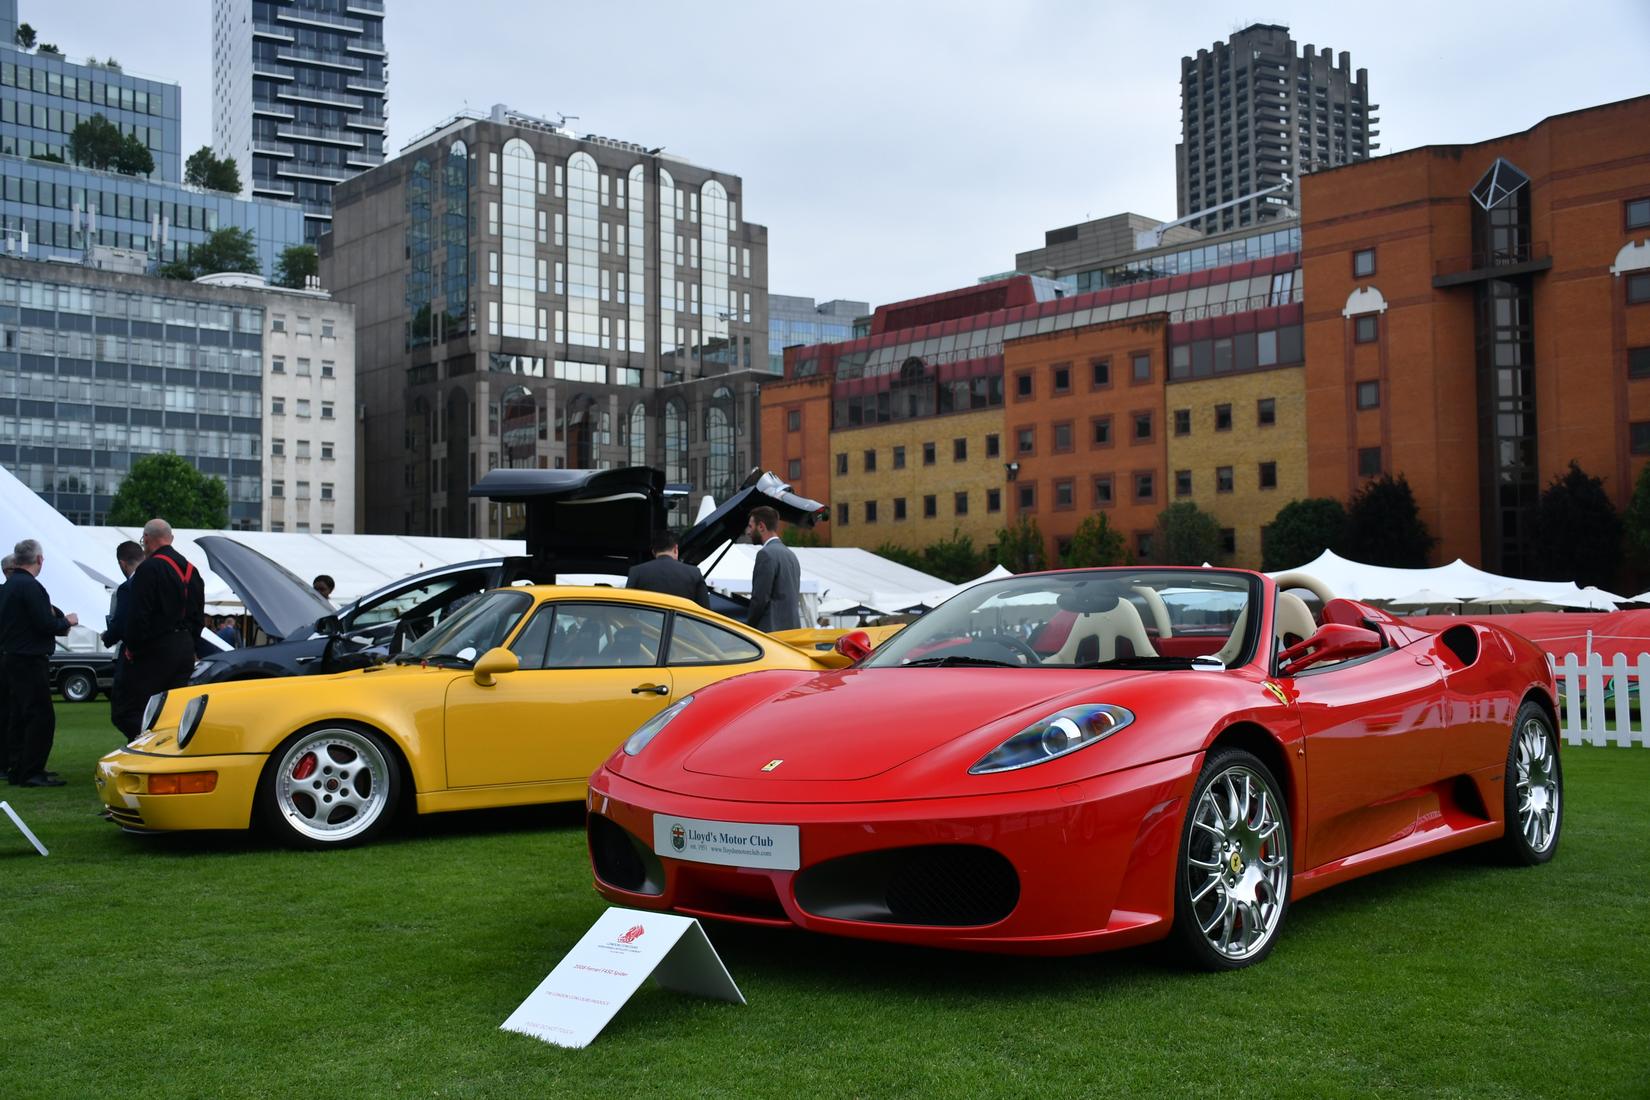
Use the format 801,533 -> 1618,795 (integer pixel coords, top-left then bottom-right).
96,585 -> 855,848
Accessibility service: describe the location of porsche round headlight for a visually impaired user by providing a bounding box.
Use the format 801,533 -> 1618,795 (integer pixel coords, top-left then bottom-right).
142,691 -> 168,733
970,704 -> 1133,775
176,695 -> 209,749
623,695 -> 694,756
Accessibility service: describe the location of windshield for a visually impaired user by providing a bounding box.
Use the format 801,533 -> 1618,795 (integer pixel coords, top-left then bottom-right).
863,568 -> 1260,670
399,589 -> 533,665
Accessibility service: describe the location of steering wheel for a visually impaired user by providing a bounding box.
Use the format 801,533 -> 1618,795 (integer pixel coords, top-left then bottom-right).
978,632 -> 1043,666
1271,571 -> 1336,607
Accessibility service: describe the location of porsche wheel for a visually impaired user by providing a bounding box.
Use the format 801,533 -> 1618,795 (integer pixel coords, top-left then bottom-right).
60,670 -> 97,703
1173,749 -> 1292,970
258,725 -> 400,848
1501,702 -> 1562,865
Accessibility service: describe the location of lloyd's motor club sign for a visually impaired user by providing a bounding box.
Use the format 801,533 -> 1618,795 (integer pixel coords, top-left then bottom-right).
501,907 -> 744,1049
652,814 -> 801,871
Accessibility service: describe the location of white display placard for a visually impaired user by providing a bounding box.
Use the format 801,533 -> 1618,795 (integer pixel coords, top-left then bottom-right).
1,801 -> 48,857
652,814 -> 800,871
501,907 -> 744,1049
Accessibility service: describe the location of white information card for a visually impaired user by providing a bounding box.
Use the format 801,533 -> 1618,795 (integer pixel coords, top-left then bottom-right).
500,907 -> 744,1049
1,801 -> 48,857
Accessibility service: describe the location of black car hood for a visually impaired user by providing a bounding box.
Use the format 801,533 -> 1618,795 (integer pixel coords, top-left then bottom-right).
196,535 -> 336,639
677,471 -> 825,567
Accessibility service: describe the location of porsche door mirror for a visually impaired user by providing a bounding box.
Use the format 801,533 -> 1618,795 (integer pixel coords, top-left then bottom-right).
1278,623 -> 1383,676
472,646 -> 520,687
834,630 -> 874,663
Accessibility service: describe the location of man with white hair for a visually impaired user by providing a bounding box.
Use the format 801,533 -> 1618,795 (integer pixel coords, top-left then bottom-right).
0,539 -> 77,786
123,519 -> 205,726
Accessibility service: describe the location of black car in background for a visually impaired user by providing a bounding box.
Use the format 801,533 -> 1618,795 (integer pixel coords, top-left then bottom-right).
50,642 -> 116,703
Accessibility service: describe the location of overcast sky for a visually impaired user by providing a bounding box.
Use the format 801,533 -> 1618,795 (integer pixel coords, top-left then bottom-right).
30,0 -> 1650,306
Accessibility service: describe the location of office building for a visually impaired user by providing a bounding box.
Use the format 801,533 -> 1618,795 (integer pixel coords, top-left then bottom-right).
768,295 -> 865,374
213,0 -> 388,244
1177,24 -> 1376,235
321,104 -> 769,536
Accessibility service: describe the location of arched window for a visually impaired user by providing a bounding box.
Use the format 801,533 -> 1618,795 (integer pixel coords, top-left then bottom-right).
700,181 -> 730,366
500,139 -> 536,339
444,141 -> 469,337
707,386 -> 735,502
628,164 -> 646,354
567,152 -> 599,347
406,158 -> 433,349
629,403 -> 647,467
659,168 -> 677,369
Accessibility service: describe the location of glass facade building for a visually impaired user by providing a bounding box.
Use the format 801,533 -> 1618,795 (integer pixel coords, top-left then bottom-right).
768,295 -> 865,374
213,0 -> 389,244
0,255 -> 266,526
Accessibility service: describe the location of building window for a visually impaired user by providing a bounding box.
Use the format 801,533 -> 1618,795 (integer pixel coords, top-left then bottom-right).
271,315 -> 286,333
1259,461 -> 1277,489
1352,248 -> 1376,278
322,319 -> 335,338
1132,352 -> 1151,383
1017,427 -> 1035,455
1052,363 -> 1071,394
787,458 -> 801,480
321,402 -> 335,420
296,357 -> 311,376
1630,348 -> 1650,380
923,442 -> 936,466
271,480 -> 284,498
271,356 -> 285,374
893,446 -> 906,469
272,397 -> 285,416
1093,475 -> 1114,506
1052,422 -> 1073,453
1053,479 -> 1074,510
787,409 -> 801,431
894,497 -> 907,520
1215,404 -> 1232,431
955,491 -> 970,515
864,500 -> 878,523
321,483 -> 334,501
1134,472 -> 1154,502
986,433 -> 1000,458
1216,466 -> 1234,493
836,453 -> 848,476
837,502 -> 849,525
1357,380 -> 1380,408
321,361 -> 335,378
321,442 -> 334,460
1133,412 -> 1153,442
1091,358 -> 1111,388
1136,532 -> 1153,560
271,438 -> 285,457
1018,484 -> 1036,510
1358,446 -> 1383,476
1627,197 -> 1650,231
1173,408 -> 1191,436
1091,416 -> 1113,447
1220,528 -> 1237,555
1354,314 -> 1379,343
1257,398 -> 1276,426
1174,469 -> 1192,498
1015,371 -> 1034,399
863,449 -> 877,473
295,480 -> 310,499
924,494 -> 938,518
954,438 -> 968,461
1629,274 -> 1650,305
987,488 -> 1002,513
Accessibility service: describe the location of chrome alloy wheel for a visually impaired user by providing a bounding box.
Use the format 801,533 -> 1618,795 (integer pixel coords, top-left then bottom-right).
1186,765 -> 1289,961
1514,716 -> 1560,855
273,728 -> 391,844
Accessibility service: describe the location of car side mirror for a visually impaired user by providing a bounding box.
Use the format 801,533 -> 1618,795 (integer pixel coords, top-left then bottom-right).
316,614 -> 341,636
834,630 -> 873,663
1278,623 -> 1383,676
472,646 -> 519,687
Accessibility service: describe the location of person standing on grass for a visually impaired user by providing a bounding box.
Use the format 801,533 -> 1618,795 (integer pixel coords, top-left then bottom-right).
123,520 -> 205,724
744,506 -> 802,633
102,540 -> 145,741
0,553 -> 17,778
626,529 -> 710,607
0,539 -> 76,786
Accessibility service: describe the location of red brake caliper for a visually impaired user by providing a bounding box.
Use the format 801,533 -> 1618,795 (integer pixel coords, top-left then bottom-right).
291,751 -> 318,781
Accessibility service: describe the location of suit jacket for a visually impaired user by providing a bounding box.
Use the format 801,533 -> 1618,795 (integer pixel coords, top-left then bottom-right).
127,545 -> 206,652
626,555 -> 710,607
746,538 -> 801,632
0,571 -> 70,657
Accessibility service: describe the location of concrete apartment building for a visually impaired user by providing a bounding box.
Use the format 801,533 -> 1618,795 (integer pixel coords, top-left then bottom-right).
1178,24 -> 1376,235
212,0 -> 388,244
321,104 -> 769,536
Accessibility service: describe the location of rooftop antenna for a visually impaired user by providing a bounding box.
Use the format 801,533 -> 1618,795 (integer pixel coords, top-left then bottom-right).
556,113 -> 579,130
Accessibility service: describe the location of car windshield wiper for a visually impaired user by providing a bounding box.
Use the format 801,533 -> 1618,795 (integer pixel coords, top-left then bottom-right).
901,655 -> 1021,668
391,652 -> 471,668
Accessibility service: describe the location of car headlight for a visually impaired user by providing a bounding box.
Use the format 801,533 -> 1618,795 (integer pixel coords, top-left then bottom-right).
142,691 -> 169,732
968,704 -> 1133,775
623,695 -> 694,756
176,695 -> 209,749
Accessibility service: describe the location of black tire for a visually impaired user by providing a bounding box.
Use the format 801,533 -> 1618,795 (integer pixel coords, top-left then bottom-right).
1171,748 -> 1293,971
60,670 -> 97,703
255,723 -> 403,849
1500,701 -> 1562,865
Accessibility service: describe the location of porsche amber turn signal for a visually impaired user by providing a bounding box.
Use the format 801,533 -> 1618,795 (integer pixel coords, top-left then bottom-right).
147,772 -> 219,795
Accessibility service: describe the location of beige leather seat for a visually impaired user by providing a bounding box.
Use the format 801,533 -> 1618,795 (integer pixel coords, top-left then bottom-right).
1273,592 -> 1316,650
1050,599 -> 1158,664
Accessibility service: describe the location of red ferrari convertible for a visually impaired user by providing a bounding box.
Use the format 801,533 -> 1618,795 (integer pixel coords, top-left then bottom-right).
586,567 -> 1562,969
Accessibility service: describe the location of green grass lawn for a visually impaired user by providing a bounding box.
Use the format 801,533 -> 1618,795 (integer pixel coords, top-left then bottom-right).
3,704 -> 1647,1099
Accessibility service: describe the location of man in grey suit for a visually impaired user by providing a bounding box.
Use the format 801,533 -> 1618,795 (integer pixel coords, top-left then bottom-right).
744,506 -> 801,632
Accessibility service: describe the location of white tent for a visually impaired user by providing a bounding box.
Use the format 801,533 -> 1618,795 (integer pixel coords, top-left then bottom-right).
1271,549 -> 1612,610
0,464 -> 121,644
701,544 -> 956,624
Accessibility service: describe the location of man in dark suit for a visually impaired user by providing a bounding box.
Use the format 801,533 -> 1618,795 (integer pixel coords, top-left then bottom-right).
123,519 -> 206,724
1,539 -> 77,786
0,554 -> 16,778
745,506 -> 802,633
102,539 -> 145,741
627,529 -> 710,607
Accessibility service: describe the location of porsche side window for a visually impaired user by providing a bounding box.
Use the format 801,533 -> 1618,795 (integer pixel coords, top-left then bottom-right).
509,607 -> 556,670
544,604 -> 666,669
667,616 -> 763,666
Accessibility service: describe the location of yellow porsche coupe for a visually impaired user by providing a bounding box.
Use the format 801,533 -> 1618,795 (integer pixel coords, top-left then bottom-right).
95,585 -> 855,847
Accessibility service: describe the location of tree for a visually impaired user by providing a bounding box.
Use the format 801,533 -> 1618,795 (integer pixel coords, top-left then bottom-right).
69,114 -> 124,171
15,23 -> 35,49
1262,497 -> 1347,571
108,453 -> 229,530
1530,461 -> 1622,589
779,525 -> 823,548
273,244 -> 318,289
872,541 -> 925,570
36,42 -> 59,55
115,131 -> 154,176
28,151 -> 64,164
994,515 -> 1046,572
1156,502 -> 1224,566
1344,473 -> 1435,567
186,146 -> 243,193
1061,513 -> 1129,567
920,529 -> 985,584
1624,463 -> 1650,570
158,227 -> 261,281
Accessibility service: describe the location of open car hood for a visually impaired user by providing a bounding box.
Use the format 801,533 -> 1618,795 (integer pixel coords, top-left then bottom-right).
196,535 -> 336,639
676,471 -> 825,567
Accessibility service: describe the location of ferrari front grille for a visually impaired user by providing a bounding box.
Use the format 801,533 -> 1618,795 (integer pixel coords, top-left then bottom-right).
794,844 -> 1020,927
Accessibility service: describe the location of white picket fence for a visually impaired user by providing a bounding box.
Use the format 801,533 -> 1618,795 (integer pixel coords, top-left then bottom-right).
1547,652 -> 1650,747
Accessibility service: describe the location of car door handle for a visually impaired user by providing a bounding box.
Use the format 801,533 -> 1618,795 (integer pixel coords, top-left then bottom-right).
631,683 -> 670,696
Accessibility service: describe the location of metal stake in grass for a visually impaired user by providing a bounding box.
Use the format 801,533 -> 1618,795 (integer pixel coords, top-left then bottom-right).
1,800 -> 49,857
